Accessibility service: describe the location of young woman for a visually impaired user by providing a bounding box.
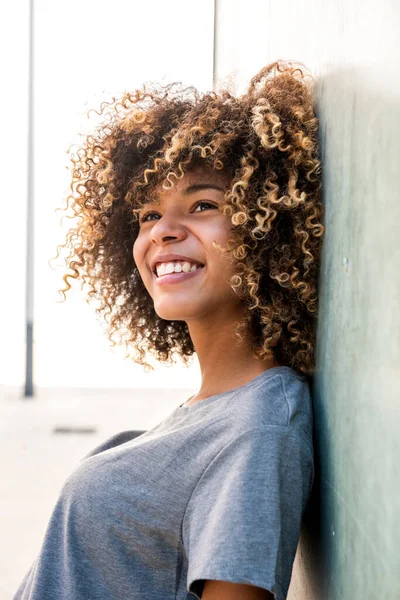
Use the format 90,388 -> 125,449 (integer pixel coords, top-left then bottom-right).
14,60 -> 324,600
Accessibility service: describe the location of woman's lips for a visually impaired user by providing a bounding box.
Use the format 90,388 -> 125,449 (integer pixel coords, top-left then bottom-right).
154,266 -> 205,286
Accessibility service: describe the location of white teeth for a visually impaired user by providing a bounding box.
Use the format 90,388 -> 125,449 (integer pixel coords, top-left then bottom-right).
157,263 -> 167,276
181,262 -> 191,273
155,260 -> 203,277
165,262 -> 175,274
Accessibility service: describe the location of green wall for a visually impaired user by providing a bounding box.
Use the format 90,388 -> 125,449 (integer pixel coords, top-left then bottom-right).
214,2 -> 400,597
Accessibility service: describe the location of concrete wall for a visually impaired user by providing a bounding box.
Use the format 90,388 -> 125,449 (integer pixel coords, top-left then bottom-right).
214,1 -> 400,598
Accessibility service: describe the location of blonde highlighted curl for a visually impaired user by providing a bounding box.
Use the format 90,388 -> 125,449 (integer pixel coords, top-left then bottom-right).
55,60 -> 324,376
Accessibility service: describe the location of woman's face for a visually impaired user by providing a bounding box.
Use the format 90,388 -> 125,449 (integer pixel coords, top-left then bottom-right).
133,166 -> 242,322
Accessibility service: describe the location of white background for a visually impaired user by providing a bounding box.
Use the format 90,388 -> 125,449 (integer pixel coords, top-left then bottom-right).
0,0 -> 215,389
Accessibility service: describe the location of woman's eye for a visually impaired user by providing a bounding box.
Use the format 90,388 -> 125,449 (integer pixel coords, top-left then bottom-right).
140,212 -> 160,223
139,202 -> 217,223
193,201 -> 218,212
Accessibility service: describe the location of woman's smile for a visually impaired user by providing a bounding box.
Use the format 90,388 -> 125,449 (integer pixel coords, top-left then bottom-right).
154,264 -> 205,286
132,166 -> 240,322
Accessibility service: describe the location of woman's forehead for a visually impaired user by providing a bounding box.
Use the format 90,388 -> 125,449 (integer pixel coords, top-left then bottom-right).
156,166 -> 230,196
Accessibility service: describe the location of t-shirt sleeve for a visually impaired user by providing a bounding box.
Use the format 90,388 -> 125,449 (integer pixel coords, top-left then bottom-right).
182,426 -> 314,600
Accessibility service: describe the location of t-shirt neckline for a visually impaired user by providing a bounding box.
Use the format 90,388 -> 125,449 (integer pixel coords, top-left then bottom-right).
174,366 -> 303,414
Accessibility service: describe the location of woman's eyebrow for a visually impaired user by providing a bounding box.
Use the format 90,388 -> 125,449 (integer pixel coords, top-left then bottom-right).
182,183 -> 224,195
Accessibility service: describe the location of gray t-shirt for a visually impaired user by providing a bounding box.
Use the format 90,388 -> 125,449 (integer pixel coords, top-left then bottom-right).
13,366 -> 314,600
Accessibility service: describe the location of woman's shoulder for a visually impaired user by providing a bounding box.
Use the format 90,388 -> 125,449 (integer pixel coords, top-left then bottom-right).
226,366 -> 313,441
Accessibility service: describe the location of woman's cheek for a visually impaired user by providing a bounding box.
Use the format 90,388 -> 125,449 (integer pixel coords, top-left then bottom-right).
132,240 -> 154,299
133,238 -> 146,279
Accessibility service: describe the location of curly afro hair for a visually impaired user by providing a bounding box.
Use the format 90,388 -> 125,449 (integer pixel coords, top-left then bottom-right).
55,59 -> 324,376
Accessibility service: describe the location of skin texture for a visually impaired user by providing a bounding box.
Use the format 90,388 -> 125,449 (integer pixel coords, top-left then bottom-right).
133,166 -> 282,403
133,167 -> 238,322
202,579 -> 274,599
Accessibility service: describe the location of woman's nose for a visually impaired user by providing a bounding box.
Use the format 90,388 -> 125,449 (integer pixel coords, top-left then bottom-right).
150,212 -> 188,245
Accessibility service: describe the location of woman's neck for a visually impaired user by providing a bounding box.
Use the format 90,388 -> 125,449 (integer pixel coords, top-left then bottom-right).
186,308 -> 284,405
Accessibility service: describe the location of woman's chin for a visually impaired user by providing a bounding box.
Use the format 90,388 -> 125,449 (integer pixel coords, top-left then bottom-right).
154,302 -> 195,322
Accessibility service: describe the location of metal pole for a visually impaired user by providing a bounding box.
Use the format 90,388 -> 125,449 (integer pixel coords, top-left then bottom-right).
212,0 -> 218,91
24,0 -> 35,398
